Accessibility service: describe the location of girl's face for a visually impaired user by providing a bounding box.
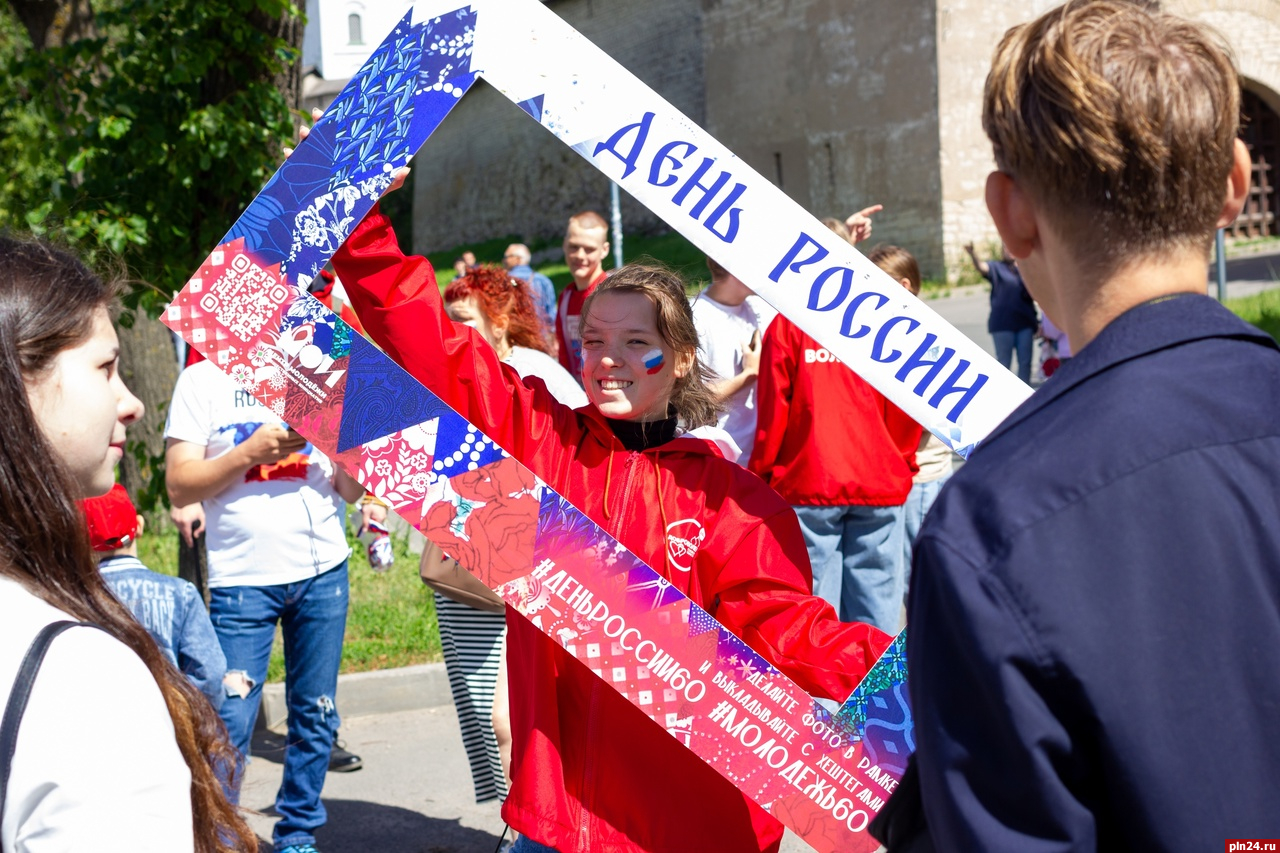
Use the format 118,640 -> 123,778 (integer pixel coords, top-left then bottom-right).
25,307 -> 143,498
581,290 -> 689,422
446,294 -> 507,352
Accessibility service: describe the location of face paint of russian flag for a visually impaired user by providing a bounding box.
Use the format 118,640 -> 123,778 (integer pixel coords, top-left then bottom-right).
643,348 -> 665,375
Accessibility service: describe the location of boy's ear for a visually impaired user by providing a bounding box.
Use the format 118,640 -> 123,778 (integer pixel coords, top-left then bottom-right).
985,171 -> 1039,260
1216,138 -> 1253,228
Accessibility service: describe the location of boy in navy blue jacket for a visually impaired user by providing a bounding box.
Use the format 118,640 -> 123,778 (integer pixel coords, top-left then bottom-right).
84,484 -> 227,710
873,3 -> 1280,851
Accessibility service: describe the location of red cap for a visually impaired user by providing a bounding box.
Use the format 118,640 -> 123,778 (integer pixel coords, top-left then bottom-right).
81,483 -> 139,552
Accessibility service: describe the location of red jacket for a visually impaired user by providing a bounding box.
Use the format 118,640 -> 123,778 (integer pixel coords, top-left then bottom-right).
555,272 -> 605,378
749,316 -> 923,506
333,208 -> 892,853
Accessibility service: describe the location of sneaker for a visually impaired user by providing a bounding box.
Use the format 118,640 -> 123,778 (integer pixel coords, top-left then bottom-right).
328,740 -> 362,772
275,845 -> 319,853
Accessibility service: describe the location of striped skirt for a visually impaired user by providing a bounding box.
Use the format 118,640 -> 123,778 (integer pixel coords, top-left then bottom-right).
434,593 -> 508,803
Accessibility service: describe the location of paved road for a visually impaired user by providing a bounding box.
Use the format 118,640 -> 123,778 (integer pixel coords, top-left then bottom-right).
245,253 -> 1280,853
244,706 -> 508,852
928,250 -> 1280,363
245,704 -> 824,853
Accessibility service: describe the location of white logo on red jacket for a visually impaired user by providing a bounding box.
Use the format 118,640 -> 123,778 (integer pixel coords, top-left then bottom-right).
665,519 -> 706,573
803,348 -> 842,364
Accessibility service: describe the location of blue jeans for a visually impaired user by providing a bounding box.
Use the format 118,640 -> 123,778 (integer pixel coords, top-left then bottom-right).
793,504 -> 905,633
992,327 -> 1034,384
512,837 -> 560,853
209,561 -> 349,849
901,476 -> 950,601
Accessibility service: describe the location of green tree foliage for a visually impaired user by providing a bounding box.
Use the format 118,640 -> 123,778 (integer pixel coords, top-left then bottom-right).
0,0 -> 302,312
1,0 -> 303,516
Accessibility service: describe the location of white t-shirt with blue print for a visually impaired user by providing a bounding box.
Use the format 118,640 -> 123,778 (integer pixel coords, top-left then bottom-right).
165,361 -> 350,588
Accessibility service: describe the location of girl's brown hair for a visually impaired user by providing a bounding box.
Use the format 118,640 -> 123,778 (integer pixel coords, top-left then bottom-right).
581,263 -> 724,429
868,244 -> 922,295
444,265 -> 552,354
0,236 -> 255,852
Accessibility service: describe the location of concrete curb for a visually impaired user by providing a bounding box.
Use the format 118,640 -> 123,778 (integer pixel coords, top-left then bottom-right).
259,662 -> 452,731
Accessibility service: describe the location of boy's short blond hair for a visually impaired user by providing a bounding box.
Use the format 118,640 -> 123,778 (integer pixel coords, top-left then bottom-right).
567,210 -> 609,234
983,0 -> 1240,265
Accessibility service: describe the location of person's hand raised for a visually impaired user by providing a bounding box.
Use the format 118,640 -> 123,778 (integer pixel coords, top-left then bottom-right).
845,204 -> 883,244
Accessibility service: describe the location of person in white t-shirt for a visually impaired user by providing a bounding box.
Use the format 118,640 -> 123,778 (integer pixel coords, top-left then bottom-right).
0,236 -> 254,853
693,209 -> 882,463
165,359 -> 368,853
690,257 -> 778,463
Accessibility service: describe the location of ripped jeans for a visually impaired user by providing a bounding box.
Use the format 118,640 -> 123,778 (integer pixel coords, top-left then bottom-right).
209,560 -> 349,850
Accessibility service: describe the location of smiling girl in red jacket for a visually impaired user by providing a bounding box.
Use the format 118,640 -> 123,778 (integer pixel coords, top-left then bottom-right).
332,201 -> 891,853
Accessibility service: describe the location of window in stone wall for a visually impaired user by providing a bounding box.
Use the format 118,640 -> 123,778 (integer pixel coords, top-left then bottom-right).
348,13 -> 364,45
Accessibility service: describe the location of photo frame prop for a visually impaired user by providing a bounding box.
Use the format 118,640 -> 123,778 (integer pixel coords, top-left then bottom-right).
165,253 -> 907,853
161,2 -> 1015,849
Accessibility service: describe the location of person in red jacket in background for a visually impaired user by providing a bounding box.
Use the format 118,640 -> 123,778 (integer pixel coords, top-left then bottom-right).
748,283 -> 922,634
329,180 -> 890,853
555,210 -> 611,383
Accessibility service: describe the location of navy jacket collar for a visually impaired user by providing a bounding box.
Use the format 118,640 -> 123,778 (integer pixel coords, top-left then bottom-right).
980,293 -> 1277,450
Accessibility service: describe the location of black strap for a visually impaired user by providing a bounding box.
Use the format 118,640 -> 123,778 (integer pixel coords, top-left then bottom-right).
0,621 -> 104,820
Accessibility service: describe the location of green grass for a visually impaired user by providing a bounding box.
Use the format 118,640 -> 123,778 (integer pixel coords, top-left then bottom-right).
136,527 -> 180,581
133,524 -> 440,683
1225,287 -> 1280,341
327,531 -> 440,680
1225,234 -> 1280,259
919,278 -> 955,299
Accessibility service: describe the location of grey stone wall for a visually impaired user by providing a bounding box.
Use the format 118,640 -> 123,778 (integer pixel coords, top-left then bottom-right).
409,0 -> 707,253
1172,0 -> 1280,112
935,1 -> 1048,280
701,0 -> 945,277
408,0 -> 1280,277
936,0 -> 1280,279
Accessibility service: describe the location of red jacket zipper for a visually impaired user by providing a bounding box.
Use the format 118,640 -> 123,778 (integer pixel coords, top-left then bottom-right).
578,451 -> 641,849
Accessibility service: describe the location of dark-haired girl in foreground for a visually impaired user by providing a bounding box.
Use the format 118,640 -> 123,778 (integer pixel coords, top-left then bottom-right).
0,236 -> 254,852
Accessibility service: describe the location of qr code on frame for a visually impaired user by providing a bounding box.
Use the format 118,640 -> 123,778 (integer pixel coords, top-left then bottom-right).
198,253 -> 289,342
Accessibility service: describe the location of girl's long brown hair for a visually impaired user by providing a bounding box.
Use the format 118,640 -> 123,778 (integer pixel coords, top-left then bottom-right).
0,236 -> 255,852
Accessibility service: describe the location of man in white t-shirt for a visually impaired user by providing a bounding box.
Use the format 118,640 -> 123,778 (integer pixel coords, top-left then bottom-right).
165,360 -> 365,853
691,257 -> 778,462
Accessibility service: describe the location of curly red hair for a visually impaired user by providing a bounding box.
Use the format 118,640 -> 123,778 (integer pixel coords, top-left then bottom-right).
444,265 -> 552,354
